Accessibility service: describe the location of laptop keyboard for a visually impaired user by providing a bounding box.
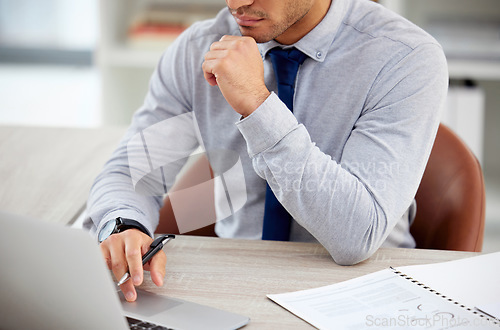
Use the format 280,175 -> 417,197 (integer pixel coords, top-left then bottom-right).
127,316 -> 174,330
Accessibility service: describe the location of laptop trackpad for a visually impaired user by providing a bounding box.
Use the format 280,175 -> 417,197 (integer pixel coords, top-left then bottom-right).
120,289 -> 182,316
120,289 -> 250,330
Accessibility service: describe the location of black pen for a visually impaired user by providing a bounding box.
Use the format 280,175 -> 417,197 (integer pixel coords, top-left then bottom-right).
117,234 -> 175,286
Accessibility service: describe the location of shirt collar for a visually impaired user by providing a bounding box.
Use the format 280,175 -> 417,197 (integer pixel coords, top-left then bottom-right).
258,0 -> 348,63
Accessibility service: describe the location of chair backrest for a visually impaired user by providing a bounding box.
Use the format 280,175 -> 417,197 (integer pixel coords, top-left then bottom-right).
157,154 -> 216,236
411,123 -> 485,252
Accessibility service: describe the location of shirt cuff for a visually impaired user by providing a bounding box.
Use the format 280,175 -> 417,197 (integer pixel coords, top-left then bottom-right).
95,210 -> 154,240
235,92 -> 299,157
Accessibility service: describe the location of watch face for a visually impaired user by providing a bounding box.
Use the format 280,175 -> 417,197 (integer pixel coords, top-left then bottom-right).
98,220 -> 117,243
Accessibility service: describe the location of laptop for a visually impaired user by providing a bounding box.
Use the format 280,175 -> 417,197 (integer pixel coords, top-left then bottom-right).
0,211 -> 249,330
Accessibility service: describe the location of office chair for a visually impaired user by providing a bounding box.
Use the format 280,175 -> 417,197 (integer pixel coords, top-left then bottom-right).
411,123 -> 485,252
156,154 -> 216,236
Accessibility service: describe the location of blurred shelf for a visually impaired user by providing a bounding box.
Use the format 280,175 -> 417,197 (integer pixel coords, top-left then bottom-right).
98,0 -> 224,124
380,0 -> 500,81
448,59 -> 500,81
97,45 -> 166,68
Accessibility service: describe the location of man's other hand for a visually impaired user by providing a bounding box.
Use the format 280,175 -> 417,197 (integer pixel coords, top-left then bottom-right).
202,35 -> 271,117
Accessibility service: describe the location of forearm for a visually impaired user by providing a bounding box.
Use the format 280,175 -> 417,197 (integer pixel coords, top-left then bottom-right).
85,134 -> 165,236
238,56 -> 448,265
85,33 -> 201,235
237,95 -> 385,264
255,125 -> 392,265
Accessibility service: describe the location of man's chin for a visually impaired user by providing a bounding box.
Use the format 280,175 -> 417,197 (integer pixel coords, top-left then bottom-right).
239,28 -> 274,44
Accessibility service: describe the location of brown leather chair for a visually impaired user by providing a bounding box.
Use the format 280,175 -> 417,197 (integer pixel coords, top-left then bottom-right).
156,154 -> 216,236
411,123 -> 485,252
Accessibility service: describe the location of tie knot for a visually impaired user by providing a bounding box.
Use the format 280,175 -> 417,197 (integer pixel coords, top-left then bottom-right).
269,47 -> 307,66
268,47 -> 307,111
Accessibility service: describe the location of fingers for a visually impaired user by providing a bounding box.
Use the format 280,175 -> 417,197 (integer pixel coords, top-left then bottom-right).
145,250 -> 167,287
213,35 -> 257,51
202,35 -> 269,116
119,276 -> 137,302
99,229 -> 155,302
102,233 -> 128,281
203,68 -> 218,87
202,35 -> 253,85
202,48 -> 228,86
213,34 -> 242,44
208,35 -> 240,51
124,233 -> 145,286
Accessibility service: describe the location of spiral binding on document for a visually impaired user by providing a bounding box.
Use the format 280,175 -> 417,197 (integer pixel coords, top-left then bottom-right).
389,267 -> 499,327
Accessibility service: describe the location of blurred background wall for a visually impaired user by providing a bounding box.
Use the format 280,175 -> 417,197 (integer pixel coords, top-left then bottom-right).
0,0 -> 100,126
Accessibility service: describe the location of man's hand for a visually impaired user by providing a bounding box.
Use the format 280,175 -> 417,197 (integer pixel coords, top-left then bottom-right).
99,229 -> 167,302
202,35 -> 271,117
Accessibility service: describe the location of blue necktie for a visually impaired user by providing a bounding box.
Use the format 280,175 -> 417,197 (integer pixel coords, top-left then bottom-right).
262,47 -> 307,241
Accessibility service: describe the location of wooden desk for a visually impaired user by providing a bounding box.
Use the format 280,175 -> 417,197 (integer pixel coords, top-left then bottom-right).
0,125 -> 125,224
140,236 -> 476,329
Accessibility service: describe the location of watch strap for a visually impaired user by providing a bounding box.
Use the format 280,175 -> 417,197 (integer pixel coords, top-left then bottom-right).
116,217 -> 152,238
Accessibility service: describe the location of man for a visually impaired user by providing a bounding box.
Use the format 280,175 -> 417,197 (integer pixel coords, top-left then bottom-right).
84,0 -> 448,302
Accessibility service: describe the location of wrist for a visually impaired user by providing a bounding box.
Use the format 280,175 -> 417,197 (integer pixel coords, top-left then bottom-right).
98,217 -> 151,243
240,90 -> 271,118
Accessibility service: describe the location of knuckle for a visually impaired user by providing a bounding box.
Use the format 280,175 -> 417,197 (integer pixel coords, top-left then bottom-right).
232,40 -> 244,51
240,36 -> 253,46
212,60 -> 224,72
224,49 -> 236,62
111,259 -> 126,271
122,229 -> 137,238
123,229 -> 146,242
99,242 -> 108,253
105,233 -> 120,244
104,258 -> 112,270
209,41 -> 219,50
125,247 -> 141,259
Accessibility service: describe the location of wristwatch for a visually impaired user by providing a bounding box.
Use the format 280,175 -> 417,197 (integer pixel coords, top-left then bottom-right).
98,217 -> 151,243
